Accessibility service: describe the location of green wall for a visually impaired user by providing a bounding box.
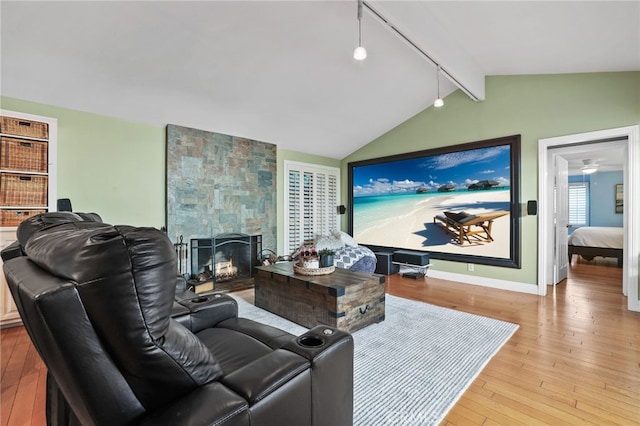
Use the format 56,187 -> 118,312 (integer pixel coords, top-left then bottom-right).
342,72 -> 640,286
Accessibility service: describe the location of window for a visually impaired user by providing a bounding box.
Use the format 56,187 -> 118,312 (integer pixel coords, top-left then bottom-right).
284,161 -> 340,254
568,182 -> 589,226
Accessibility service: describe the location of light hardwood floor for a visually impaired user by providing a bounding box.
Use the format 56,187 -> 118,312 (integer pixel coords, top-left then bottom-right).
1,260 -> 638,425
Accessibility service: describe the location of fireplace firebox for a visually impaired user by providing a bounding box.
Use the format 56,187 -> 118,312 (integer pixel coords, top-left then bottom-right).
190,234 -> 261,293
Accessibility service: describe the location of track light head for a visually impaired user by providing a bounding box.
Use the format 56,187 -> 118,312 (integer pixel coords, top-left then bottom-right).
434,65 -> 444,107
354,46 -> 367,60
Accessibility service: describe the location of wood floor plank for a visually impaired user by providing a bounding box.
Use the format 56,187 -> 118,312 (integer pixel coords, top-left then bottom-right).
32,368 -> 47,426
6,370 -> 38,426
459,391 -> 530,425
483,376 -> 603,426
0,327 -> 19,381
1,341 -> 28,392
0,384 -> 17,426
440,402 -> 486,425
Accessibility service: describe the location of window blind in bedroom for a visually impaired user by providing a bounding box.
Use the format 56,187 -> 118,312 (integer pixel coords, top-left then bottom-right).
284,161 -> 340,255
568,182 -> 589,226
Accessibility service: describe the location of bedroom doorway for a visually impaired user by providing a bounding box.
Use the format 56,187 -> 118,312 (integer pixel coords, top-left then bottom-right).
537,125 -> 639,312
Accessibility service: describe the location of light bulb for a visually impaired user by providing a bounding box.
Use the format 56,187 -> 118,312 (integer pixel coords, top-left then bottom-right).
434,97 -> 444,108
354,46 -> 367,60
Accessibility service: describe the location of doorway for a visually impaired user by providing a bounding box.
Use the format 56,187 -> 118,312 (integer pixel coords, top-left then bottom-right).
537,126 -> 639,312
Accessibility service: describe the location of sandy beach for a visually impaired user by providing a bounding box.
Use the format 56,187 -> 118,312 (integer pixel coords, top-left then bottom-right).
354,190 -> 511,258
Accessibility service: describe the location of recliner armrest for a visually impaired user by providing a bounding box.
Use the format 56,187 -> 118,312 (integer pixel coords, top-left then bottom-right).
0,241 -> 23,261
176,294 -> 239,333
220,349 -> 310,404
283,326 -> 354,426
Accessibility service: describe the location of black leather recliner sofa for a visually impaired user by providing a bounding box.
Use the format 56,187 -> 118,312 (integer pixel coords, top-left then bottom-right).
2,213 -> 354,425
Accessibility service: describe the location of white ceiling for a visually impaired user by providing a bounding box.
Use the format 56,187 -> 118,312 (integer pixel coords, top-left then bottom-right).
552,140 -> 626,175
1,1 -> 639,159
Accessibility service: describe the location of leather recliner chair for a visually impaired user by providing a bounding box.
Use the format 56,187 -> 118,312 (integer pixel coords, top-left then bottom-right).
2,214 -> 354,426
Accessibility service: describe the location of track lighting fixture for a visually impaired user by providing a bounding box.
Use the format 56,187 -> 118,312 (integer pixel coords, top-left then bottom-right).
353,0 -> 367,60
353,1 -> 480,102
434,65 -> 444,108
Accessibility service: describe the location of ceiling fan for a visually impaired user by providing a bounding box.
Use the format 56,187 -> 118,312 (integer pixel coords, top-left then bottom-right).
581,159 -> 599,174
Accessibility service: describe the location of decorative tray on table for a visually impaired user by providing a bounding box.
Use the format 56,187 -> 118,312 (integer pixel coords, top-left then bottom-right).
293,262 -> 335,276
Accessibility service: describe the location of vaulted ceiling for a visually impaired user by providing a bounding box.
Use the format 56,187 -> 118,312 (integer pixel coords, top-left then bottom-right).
2,1 -> 639,159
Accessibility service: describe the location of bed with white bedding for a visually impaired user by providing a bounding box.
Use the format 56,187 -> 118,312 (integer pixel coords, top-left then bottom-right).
568,226 -> 623,267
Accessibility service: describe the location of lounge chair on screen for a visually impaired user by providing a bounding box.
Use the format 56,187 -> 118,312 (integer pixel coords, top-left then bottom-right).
434,210 -> 509,245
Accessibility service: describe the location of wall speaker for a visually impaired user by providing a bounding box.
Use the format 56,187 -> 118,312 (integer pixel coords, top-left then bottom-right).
527,200 -> 537,216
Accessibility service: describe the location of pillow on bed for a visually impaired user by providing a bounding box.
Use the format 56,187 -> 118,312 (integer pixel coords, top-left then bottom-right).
315,234 -> 344,251
333,230 -> 358,247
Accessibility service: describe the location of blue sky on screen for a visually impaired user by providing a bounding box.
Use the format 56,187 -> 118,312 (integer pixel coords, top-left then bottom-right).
353,145 -> 511,197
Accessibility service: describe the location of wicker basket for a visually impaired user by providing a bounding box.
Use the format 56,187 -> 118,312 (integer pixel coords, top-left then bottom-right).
293,262 -> 335,276
1,137 -> 48,173
0,173 -> 48,206
0,117 -> 48,139
0,209 -> 46,227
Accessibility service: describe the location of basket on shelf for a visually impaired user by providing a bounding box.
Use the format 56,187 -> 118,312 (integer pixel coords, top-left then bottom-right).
0,117 -> 49,139
0,209 -> 46,227
1,137 -> 48,173
0,173 -> 48,206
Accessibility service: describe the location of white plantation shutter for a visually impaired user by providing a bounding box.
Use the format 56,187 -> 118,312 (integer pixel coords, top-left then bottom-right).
285,162 -> 340,255
287,170 -> 302,251
568,182 -> 589,226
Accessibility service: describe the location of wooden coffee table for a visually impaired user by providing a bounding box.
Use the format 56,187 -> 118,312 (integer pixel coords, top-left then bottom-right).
254,262 -> 385,333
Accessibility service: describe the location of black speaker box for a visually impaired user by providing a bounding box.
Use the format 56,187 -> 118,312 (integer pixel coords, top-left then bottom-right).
392,250 -> 430,266
374,252 -> 399,275
57,198 -> 72,212
527,200 -> 537,215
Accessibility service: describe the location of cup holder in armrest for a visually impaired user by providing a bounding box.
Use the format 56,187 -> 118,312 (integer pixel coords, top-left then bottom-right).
284,326 -> 351,361
190,296 -> 211,304
297,335 -> 325,348
188,293 -> 223,304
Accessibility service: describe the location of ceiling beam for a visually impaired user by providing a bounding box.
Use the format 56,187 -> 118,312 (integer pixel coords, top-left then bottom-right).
366,1 -> 486,102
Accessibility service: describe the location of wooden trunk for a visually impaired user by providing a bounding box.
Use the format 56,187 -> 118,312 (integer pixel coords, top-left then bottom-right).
254,263 -> 385,332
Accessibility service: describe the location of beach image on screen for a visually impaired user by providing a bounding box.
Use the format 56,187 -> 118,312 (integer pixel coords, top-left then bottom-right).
352,144 -> 512,259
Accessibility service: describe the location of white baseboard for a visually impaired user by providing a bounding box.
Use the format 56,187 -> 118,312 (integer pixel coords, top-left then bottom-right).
427,269 -> 539,295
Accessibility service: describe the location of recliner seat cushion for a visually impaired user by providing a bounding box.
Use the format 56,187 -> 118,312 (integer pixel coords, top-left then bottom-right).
196,328 -> 274,375
23,224 -> 223,410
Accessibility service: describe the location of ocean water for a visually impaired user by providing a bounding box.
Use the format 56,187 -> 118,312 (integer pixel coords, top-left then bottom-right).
353,188 -> 509,235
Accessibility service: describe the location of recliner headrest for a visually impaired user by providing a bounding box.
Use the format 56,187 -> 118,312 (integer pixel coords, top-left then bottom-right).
17,211 -> 105,250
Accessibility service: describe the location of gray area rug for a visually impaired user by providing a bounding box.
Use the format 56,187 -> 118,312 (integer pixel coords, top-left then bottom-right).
229,291 -> 518,425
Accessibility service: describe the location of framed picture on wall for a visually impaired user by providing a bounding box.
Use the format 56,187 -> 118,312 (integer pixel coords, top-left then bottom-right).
615,183 -> 623,214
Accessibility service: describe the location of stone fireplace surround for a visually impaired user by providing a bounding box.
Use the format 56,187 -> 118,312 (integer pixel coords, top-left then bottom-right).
166,124 -> 277,278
